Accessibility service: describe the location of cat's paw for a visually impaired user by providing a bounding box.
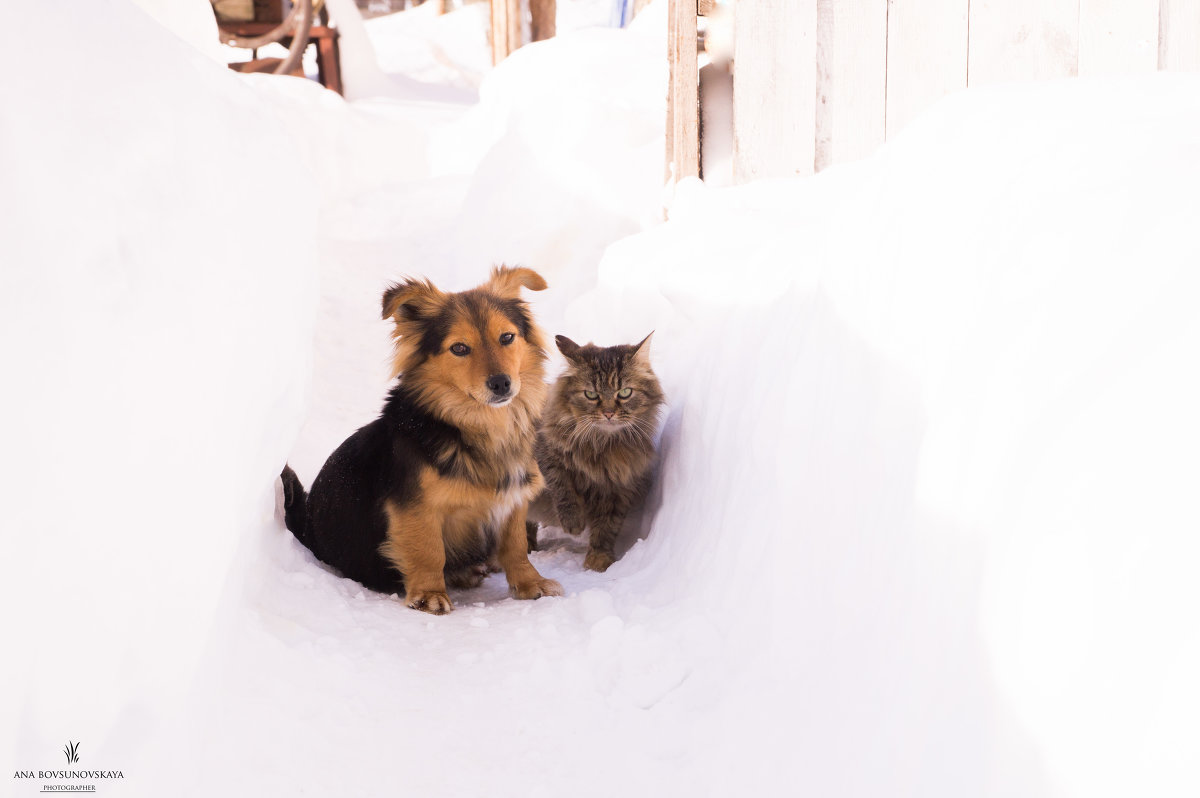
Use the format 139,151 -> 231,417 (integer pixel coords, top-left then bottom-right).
563,525 -> 584,537
511,578 -> 564,600
405,590 -> 454,615
444,563 -> 489,589
583,549 -> 615,572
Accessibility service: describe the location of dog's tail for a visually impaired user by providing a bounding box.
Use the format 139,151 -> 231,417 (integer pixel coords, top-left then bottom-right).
280,464 -> 310,545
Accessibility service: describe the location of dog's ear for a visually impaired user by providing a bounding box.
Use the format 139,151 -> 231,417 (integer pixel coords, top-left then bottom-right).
555,335 -> 582,360
382,279 -> 444,323
632,331 -> 654,366
485,265 -> 547,299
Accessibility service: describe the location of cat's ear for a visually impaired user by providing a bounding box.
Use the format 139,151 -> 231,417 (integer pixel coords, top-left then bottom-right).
484,265 -> 548,299
632,331 -> 654,366
382,278 -> 445,322
555,335 -> 582,360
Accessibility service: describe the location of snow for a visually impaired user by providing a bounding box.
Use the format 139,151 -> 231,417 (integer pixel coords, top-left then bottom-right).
4,1 -> 1200,796
127,0 -> 226,63
600,75 -> 1200,796
1,0 -> 317,771
362,0 -> 493,90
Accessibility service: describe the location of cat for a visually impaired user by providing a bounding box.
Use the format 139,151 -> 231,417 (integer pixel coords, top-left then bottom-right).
528,333 -> 665,571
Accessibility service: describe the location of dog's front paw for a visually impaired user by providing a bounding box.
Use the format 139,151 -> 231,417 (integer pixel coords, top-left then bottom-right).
406,590 -> 454,615
511,578 -> 564,600
583,549 -> 615,573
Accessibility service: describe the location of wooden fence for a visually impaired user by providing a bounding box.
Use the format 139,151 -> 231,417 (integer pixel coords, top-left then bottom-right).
670,0 -> 1200,184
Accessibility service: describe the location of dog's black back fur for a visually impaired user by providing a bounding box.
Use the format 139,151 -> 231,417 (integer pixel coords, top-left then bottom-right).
280,385 -> 496,593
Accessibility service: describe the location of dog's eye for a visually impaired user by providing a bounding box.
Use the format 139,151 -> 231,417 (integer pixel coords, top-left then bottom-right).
499,332 -> 515,345
617,387 -> 633,399
449,343 -> 471,357
584,391 -> 599,401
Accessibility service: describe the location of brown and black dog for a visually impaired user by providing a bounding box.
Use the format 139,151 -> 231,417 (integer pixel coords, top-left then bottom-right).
281,266 -> 563,614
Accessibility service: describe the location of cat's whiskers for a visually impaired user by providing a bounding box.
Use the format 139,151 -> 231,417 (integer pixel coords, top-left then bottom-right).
567,415 -> 598,447
617,414 -> 655,441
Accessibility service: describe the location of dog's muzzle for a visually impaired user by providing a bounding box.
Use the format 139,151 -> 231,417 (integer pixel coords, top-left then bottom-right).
486,373 -> 512,402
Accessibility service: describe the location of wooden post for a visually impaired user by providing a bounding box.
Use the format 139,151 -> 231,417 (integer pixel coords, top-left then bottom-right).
490,0 -> 505,65
1159,0 -> 1200,70
733,0 -> 816,182
316,29 -> 343,95
1079,0 -> 1158,75
506,0 -> 521,53
885,0 -> 968,140
530,0 -> 556,41
666,0 -> 700,183
814,0 -> 887,171
491,0 -> 521,65
967,0 -> 1079,84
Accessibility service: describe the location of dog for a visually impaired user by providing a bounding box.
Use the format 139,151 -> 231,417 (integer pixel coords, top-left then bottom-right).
280,266 -> 563,614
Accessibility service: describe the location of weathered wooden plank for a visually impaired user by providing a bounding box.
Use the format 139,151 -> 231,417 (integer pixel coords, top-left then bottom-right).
885,0 -> 968,140
490,0 -> 521,64
1080,0 -> 1158,75
1160,0 -> 1200,70
490,0 -> 508,64
667,0 -> 700,183
733,0 -> 817,181
506,0 -> 520,53
814,0 -> 887,170
967,0 -> 1079,85
530,0 -> 556,41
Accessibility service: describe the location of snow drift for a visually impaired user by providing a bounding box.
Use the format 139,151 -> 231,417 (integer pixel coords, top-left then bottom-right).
3,2 -> 1199,797
582,74 -> 1200,796
0,0 -> 322,775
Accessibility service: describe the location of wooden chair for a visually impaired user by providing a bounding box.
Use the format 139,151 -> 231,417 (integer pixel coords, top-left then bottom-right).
213,0 -> 343,95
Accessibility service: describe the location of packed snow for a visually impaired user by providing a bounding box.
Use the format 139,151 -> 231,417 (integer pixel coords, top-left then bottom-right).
3,1 -> 1199,796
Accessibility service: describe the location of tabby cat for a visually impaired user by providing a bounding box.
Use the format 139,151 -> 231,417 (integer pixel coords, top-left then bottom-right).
528,333 -> 665,571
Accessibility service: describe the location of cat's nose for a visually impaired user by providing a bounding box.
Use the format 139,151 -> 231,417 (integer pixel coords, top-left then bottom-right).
486,373 -> 512,397
603,410 -> 615,420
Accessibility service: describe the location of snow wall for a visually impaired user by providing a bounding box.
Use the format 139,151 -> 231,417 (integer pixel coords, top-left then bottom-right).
0,0 -> 322,773
585,74 -> 1200,796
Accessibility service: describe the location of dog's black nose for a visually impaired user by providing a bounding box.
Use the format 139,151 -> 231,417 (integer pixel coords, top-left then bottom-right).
486,374 -> 512,396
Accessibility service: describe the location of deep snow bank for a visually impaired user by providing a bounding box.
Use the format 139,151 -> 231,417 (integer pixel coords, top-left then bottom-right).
581,74 -> 1200,795
0,0 -> 323,774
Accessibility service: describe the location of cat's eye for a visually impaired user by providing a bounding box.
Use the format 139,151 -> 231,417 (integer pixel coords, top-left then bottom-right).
617,387 -> 633,399
449,342 -> 471,357
499,332 -> 515,345
584,390 -> 599,401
